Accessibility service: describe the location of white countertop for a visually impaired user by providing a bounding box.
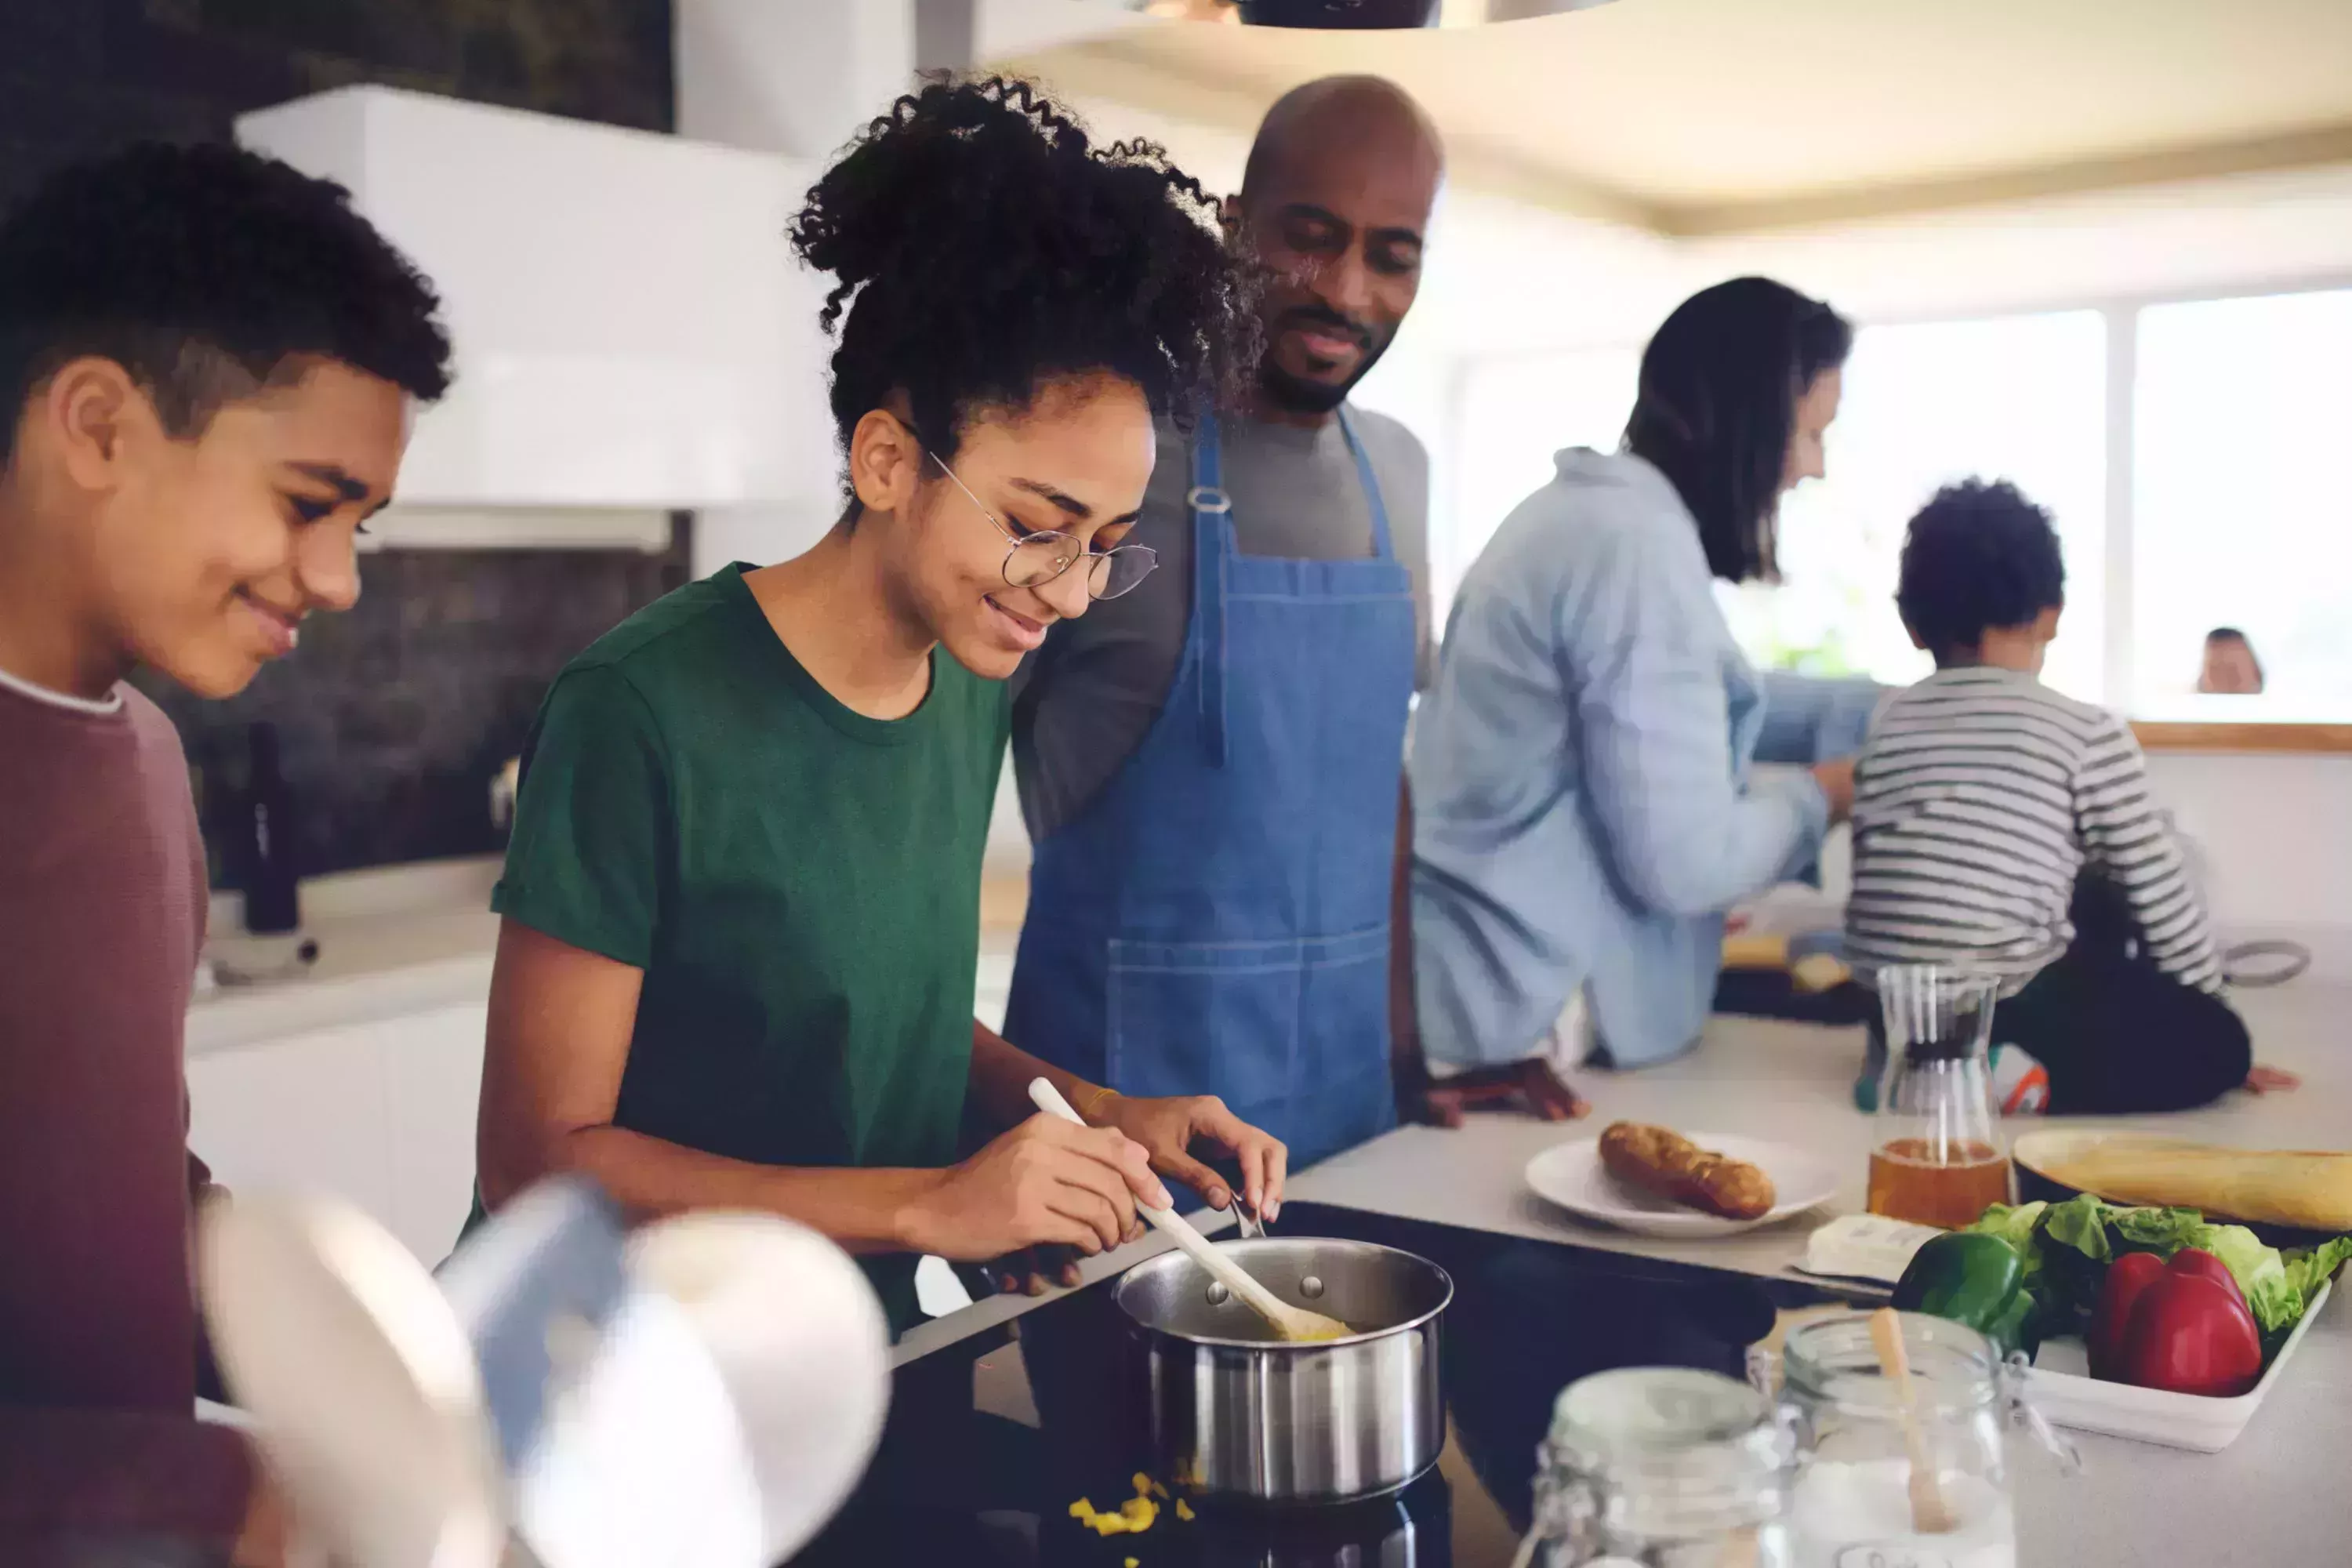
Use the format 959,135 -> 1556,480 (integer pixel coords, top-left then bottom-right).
1283,980 -> 2350,1568
189,858 -> 505,1055
188,857 -> 1025,1056
193,856 -> 2347,1562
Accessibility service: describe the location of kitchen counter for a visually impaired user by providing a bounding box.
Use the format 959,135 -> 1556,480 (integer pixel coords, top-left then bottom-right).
189,857 -> 504,1055
188,858 -> 1033,1056
892,978 -> 2349,1566
1283,980 -> 2351,1566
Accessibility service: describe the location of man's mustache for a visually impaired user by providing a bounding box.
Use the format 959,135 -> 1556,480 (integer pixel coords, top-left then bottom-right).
1274,307 -> 1374,351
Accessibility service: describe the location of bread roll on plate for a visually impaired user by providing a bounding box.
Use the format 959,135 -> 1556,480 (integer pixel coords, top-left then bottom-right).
1599,1123 -> 1777,1220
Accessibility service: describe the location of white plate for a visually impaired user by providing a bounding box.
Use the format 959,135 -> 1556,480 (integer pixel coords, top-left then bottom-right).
1524,1132 -> 1844,1238
2024,1279 -> 2332,1452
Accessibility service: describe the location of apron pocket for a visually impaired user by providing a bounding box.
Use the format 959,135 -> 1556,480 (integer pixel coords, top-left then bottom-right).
1292,925 -> 1398,1163
1105,936 -> 1303,1112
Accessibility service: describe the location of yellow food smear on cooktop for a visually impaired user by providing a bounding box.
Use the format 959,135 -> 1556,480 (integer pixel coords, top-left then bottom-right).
1072,1471 -> 1203,1537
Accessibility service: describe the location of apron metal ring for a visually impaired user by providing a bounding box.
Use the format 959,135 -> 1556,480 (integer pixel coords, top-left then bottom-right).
1185,485 -> 1234,514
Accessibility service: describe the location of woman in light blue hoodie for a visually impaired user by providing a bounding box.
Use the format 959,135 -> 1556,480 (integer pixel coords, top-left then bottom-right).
1407,278 -> 1880,1103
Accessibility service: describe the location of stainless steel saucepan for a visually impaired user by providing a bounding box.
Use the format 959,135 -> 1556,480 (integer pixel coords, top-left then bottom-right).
1113,1236 -> 1452,1504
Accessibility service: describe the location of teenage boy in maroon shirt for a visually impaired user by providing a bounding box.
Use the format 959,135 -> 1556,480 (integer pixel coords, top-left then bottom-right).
0,140 -> 450,1565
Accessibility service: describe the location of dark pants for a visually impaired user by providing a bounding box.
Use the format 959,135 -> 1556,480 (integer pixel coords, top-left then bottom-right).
1994,876 -> 2252,1115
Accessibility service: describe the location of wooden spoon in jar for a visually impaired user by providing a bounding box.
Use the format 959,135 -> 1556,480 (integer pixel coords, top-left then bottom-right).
1027,1079 -> 1351,1342
1871,1307 -> 1957,1534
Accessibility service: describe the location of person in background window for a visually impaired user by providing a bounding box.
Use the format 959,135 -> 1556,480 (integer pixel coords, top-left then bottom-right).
1846,481 -> 2291,1113
2198,626 -> 2265,695
0,142 -> 452,1564
1408,278 -> 1882,1094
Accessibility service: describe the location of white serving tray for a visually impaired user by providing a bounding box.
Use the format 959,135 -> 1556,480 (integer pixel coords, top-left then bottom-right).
2024,1279 -> 2331,1452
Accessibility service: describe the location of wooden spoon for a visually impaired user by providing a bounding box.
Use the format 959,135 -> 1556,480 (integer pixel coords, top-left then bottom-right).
1871,1307 -> 1956,1534
1027,1079 -> 1350,1342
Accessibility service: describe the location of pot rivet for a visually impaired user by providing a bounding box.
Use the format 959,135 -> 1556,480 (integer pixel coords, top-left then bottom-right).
1205,1282 -> 1230,1306
1300,1276 -> 1325,1299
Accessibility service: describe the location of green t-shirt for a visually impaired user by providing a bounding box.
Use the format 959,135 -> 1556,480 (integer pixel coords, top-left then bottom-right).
492,563 -> 1010,1334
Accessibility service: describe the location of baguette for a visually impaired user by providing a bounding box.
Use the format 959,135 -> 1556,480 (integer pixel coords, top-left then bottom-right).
1599,1122 -> 1777,1220
2027,1135 -> 2352,1231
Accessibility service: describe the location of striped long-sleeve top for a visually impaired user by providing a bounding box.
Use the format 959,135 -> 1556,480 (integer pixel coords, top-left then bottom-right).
1846,666 -> 2223,994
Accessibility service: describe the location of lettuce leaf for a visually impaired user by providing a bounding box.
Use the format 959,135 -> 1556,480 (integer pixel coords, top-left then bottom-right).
1966,1201 -> 2048,1250
2111,1207 -> 2205,1250
2186,1222 -> 2299,1335
1964,1195 -> 2351,1352
2284,1238 -> 2352,1305
2038,1193 -> 2114,1261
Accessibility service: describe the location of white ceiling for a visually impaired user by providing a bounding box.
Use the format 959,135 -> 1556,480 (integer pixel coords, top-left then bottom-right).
1002,0 -> 2352,233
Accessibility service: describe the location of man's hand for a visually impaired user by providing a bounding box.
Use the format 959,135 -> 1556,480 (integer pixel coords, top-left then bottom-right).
1409,1058 -> 1591,1129
2244,1064 -> 2301,1094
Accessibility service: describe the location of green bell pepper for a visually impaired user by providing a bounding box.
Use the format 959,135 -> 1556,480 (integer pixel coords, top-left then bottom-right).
1891,1231 -> 2034,1359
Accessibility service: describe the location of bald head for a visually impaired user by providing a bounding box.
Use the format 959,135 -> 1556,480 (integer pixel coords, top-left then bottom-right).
1235,77 -> 1444,419
1240,75 -> 1444,212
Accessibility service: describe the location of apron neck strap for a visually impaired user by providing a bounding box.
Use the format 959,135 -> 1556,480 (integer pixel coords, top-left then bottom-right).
1334,406 -> 1396,564
1188,412 -> 1231,769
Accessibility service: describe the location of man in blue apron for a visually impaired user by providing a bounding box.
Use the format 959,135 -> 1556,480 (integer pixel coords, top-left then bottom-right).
1006,78 -> 1447,1211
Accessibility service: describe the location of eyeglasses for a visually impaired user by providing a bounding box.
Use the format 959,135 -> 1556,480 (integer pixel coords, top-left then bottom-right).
927,451 -> 1158,602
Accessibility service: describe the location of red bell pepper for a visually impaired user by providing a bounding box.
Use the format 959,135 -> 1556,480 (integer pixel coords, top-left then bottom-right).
2093,1247 -> 2263,1398
2162,1247 -> 2243,1303
2088,1250 -> 2167,1381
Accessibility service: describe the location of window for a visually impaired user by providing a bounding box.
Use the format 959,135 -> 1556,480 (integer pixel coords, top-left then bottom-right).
1447,313 -> 2109,699
1733,310 -> 2109,700
2131,288 -> 2352,721
1446,346 -> 1638,624
1443,294 -> 2352,735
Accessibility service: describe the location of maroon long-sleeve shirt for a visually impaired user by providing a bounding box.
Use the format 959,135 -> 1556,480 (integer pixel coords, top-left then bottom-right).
0,670 -> 253,1550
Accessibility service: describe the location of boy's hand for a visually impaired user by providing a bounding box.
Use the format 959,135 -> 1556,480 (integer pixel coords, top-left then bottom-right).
1811,757 -> 1858,821
232,1448 -> 292,1568
2243,1065 -> 2300,1094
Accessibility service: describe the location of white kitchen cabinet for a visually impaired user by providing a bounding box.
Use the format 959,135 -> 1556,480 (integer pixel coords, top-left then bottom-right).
380,1004 -> 492,1267
975,950 -> 1014,1036
237,87 -> 836,514
187,956 -> 1013,1269
187,1003 -> 488,1269
187,1020 -> 394,1241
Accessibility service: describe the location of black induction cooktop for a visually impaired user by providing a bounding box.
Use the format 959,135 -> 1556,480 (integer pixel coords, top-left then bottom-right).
793,1203 -> 1860,1567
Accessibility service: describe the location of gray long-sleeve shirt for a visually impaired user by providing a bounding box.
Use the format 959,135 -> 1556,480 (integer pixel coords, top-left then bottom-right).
1011,407 -> 1432,840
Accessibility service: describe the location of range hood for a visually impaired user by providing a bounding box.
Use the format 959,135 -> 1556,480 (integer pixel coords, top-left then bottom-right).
237,88 -> 838,545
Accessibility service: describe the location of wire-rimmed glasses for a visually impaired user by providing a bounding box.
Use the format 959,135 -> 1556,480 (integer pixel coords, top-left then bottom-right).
927,451 -> 1158,601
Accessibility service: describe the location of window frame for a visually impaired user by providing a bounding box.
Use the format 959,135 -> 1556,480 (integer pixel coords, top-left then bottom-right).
1447,274 -> 2352,753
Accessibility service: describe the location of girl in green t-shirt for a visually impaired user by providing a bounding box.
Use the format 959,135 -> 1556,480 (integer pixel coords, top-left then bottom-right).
475,77 -> 1284,1334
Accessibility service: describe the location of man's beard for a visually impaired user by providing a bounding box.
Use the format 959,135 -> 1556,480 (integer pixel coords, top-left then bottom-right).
1257,336 -> 1389,416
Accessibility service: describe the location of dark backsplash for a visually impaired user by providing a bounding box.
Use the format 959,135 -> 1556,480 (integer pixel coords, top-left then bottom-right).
6,0 -> 686,881
0,0 -> 673,212
141,535 -> 694,881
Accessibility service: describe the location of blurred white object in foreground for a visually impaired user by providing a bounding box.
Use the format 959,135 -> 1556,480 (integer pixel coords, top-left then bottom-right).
200,1178 -> 890,1568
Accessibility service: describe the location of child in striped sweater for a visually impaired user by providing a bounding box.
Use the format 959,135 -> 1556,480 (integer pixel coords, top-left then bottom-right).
1846,480 -> 2262,1114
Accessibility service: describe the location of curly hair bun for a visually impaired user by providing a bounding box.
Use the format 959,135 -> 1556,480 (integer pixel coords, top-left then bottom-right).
789,75 -> 1248,484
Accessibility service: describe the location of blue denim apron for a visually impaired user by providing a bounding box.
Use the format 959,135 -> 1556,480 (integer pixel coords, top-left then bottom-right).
1004,410 -> 1417,1171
